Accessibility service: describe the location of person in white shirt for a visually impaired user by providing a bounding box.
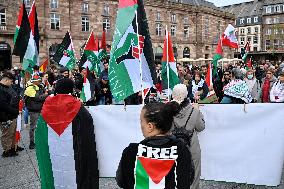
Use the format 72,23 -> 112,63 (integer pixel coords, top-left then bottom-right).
270,72 -> 284,103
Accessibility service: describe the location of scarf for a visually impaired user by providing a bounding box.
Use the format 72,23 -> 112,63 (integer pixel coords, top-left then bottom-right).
223,79 -> 252,103
262,78 -> 270,103
192,79 -> 204,97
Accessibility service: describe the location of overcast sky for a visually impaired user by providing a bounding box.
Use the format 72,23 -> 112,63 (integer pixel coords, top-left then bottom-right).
206,0 -> 252,7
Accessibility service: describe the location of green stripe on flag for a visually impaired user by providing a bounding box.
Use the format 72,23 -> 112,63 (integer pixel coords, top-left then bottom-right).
135,159 -> 149,189
161,62 -> 180,90
35,115 -> 55,189
212,54 -> 222,77
80,86 -> 86,102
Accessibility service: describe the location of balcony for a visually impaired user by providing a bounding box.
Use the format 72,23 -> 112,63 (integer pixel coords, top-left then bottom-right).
0,25 -> 6,31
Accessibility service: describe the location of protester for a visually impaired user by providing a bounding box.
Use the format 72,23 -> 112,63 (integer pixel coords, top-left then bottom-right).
221,68 -> 252,104
260,68 -> 277,103
270,71 -> 284,102
171,84 -> 205,189
188,71 -> 209,102
214,69 -> 231,102
97,75 -> 112,105
24,75 -> 48,149
244,69 -> 261,103
58,66 -> 70,80
0,72 -> 22,157
116,102 -> 195,189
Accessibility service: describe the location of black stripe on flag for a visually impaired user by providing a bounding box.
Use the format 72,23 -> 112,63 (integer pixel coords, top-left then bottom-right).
53,32 -> 71,64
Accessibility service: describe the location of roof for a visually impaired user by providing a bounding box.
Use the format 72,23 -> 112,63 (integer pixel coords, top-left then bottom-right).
263,0 -> 284,6
222,0 -> 263,18
170,0 -> 218,9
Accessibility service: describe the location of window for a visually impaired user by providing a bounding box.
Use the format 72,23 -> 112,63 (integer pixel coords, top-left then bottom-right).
274,28 -> 279,35
266,6 -> 271,14
156,23 -> 162,36
82,16 -> 89,32
274,39 -> 279,50
156,12 -> 161,21
24,0 -> 31,7
50,13 -> 60,30
0,0 -> 5,4
254,27 -> 259,33
247,36 -> 251,42
240,18 -> 244,24
0,9 -> 5,26
275,5 -> 280,13
184,17 -> 189,24
240,28 -> 245,34
50,0 -> 58,9
247,18 -> 251,24
82,2 -> 88,13
274,17 -> 279,24
266,28 -> 271,35
253,36 -> 258,44
265,40 -> 271,50
247,27 -> 251,34
266,18 -> 272,24
103,4 -> 109,16
170,25 -> 176,36
103,18 -> 110,32
171,14 -> 176,23
240,37 -> 245,45
253,47 -> 258,52
254,17 -> 258,23
184,26 -> 189,38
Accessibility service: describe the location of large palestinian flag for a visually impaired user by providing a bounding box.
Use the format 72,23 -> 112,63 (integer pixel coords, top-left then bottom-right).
53,32 -> 76,70
13,3 -> 24,44
222,24 -> 238,49
79,31 -> 101,75
109,0 -> 157,101
35,94 -> 99,189
161,31 -> 179,90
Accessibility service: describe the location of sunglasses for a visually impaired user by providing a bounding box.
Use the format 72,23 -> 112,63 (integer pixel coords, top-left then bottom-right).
224,73 -> 230,75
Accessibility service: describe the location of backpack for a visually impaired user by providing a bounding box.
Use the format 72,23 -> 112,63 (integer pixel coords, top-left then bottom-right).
172,108 -> 194,147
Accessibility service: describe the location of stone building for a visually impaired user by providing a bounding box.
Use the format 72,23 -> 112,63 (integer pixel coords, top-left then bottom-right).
0,0 -> 235,69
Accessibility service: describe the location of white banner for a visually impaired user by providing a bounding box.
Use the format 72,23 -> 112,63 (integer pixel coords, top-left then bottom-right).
88,104 -> 284,186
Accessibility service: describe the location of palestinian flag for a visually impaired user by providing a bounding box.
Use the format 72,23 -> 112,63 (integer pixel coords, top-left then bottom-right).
212,39 -> 223,76
35,94 -> 99,189
247,57 -> 252,69
241,41 -> 250,63
39,59 -> 48,73
80,31 -> 101,75
53,32 -> 76,70
28,1 -> 40,62
134,156 -> 176,189
161,30 -> 179,90
222,24 -> 238,49
13,3 -> 24,44
109,0 -> 157,101
15,99 -> 24,144
98,29 -> 108,61
205,62 -> 213,87
80,68 -> 95,102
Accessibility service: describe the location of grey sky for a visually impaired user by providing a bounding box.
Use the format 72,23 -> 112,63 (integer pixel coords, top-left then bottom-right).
206,0 -> 252,7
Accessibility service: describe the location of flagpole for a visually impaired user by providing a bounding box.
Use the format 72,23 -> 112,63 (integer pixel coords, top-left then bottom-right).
166,26 -> 170,102
135,10 -> 145,105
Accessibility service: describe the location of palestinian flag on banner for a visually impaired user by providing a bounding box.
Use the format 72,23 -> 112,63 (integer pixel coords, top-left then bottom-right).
53,32 -> 76,70
80,68 -> 95,102
39,59 -> 48,73
13,3 -> 24,44
135,156 -> 176,189
109,0 -> 157,101
161,30 -> 180,90
13,2 -> 36,73
98,29 -> 108,61
35,94 -> 99,189
222,24 -> 238,49
212,39 -> 223,76
79,31 -> 101,75
241,41 -> 250,63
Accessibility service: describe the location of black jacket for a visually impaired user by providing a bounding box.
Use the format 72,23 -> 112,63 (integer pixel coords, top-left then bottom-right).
187,80 -> 209,102
25,85 -> 48,112
0,83 -> 20,122
116,135 -> 194,189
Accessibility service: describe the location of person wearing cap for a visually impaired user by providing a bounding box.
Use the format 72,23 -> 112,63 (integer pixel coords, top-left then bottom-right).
270,71 -> 284,102
0,72 -> 21,157
24,74 -> 48,149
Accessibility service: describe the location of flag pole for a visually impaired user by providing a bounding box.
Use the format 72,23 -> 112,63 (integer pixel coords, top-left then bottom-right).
135,10 -> 145,105
166,26 -> 170,102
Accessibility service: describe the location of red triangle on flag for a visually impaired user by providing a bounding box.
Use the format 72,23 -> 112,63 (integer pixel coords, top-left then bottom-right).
16,3 -> 24,27
216,39 -> 223,55
85,32 -> 97,51
138,156 -> 175,184
100,29 -> 106,50
118,0 -> 138,8
162,32 -> 175,62
28,1 -> 36,35
205,63 -> 212,87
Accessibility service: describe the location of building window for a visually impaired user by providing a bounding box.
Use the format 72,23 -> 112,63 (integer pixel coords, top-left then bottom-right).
266,6 -> 271,14
275,5 -> 281,13
82,16 -> 89,32
50,0 -> 58,9
274,28 -> 279,35
170,25 -> 176,36
50,13 -> 60,30
0,9 -> 5,26
184,17 -> 189,24
82,2 -> 89,13
247,18 -> 251,24
171,14 -> 176,23
265,40 -> 270,50
240,28 -> 245,34
24,0 -> 31,7
253,36 -> 258,44
253,47 -> 258,52
103,4 -> 109,16
184,26 -> 189,38
254,17 -> 258,23
103,18 -> 110,32
0,0 -> 5,4
156,23 -> 162,36
266,18 -> 272,24
266,28 -> 271,35
254,27 -> 259,33
247,36 -> 251,42
156,12 -> 161,21
240,18 -> 244,24
274,17 -> 279,24
240,37 -> 245,45
247,27 -> 251,34
274,39 -> 279,50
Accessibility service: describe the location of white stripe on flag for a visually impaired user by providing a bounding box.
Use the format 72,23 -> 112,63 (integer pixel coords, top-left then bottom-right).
24,32 -> 36,61
16,115 -> 21,132
149,177 -> 165,189
59,56 -> 71,67
83,60 -> 92,69
84,79 -> 91,101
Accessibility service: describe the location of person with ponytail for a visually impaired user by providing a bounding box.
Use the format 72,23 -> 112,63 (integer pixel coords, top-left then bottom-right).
172,84 -> 205,189
116,102 -> 195,189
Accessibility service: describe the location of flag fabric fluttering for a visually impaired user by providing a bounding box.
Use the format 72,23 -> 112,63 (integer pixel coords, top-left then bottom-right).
98,29 -> 108,61
222,24 -> 238,49
241,41 -> 250,63
161,30 -> 180,91
80,67 -> 95,102
39,59 -> 48,73
13,3 -> 24,44
79,31 -> 101,75
53,32 -> 76,70
109,0 -> 157,101
212,39 -> 223,77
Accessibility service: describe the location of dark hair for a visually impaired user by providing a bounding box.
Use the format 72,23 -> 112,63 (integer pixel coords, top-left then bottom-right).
0,71 -> 14,81
33,65 -> 39,70
54,78 -> 74,94
193,71 -> 203,80
142,102 -> 180,134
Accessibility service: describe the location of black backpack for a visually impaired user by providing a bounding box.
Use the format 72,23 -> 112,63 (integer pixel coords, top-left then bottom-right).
172,108 -> 194,147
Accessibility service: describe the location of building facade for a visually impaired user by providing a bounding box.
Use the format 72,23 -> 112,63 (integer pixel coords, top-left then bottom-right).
0,0 -> 235,69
